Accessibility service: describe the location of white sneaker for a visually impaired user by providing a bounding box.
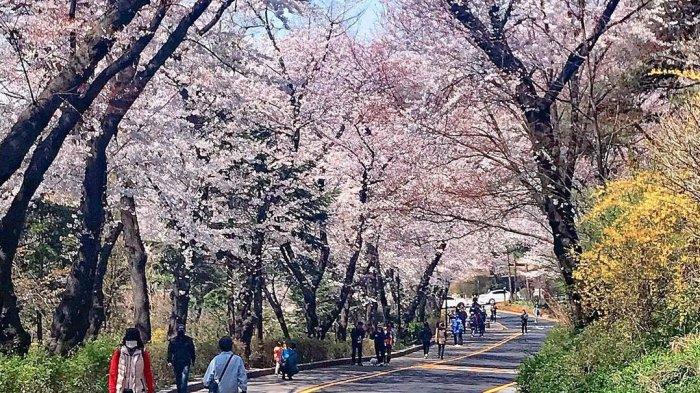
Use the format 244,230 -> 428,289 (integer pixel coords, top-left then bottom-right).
424,354 -> 428,359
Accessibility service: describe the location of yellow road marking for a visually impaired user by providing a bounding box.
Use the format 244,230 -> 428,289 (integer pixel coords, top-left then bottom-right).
482,381 -> 517,393
491,321 -> 509,331
420,364 -> 517,374
298,333 -> 521,393
498,309 -> 558,322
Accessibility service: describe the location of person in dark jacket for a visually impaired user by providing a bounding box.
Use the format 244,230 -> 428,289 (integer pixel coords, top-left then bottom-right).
457,305 -> 468,330
281,342 -> 300,380
371,325 -> 386,365
350,321 -> 366,366
419,322 -> 432,358
167,324 -> 196,393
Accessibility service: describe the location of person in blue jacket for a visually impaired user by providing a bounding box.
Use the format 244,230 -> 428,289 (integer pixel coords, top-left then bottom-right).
281,341 -> 300,380
451,313 -> 464,345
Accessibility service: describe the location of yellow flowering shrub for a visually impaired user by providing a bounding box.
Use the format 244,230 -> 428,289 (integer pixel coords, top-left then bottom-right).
576,173 -> 700,338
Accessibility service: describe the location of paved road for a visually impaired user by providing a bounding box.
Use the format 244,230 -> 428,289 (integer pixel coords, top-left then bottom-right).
198,313 -> 553,393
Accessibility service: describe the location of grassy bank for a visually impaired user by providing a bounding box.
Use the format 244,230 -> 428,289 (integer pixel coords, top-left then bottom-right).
517,324 -> 700,393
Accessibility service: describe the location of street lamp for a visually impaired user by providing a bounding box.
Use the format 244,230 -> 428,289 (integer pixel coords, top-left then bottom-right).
443,295 -> 454,327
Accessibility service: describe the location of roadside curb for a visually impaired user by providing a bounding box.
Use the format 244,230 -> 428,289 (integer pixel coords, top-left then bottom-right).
157,343 -> 424,393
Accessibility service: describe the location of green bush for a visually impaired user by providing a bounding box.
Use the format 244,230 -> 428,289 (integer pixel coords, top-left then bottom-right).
601,336 -> 700,393
517,323 -> 647,393
0,339 -> 114,393
0,336 -> 359,391
518,323 -> 700,393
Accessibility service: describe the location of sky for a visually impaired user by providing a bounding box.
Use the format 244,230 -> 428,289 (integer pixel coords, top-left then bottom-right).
329,0 -> 386,40
353,0 -> 385,39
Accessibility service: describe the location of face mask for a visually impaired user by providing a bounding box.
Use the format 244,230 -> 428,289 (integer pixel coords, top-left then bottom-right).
125,340 -> 138,349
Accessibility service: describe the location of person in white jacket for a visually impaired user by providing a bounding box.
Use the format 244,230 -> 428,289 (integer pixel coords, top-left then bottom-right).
203,337 -> 247,393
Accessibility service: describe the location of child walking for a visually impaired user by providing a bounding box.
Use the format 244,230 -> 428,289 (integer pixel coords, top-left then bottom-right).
273,341 -> 284,376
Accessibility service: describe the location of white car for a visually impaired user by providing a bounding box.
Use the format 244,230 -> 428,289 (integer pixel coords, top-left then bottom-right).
477,289 -> 512,305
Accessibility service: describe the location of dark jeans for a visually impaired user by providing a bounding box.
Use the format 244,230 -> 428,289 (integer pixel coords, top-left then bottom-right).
375,345 -> 386,364
437,344 -> 445,359
422,340 -> 430,355
522,322 -> 528,334
453,332 -> 463,345
351,343 -> 363,365
385,345 -> 393,363
173,364 -> 190,393
490,312 -> 496,322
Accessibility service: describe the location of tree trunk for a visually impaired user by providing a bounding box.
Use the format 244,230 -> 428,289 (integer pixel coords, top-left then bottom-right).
251,231 -> 266,343
403,242 -> 447,325
168,247 -> 196,337
0,261 -> 29,354
0,0 -> 149,187
336,300 -> 350,341
319,218 -> 365,337
524,104 -> 585,327
367,242 -> 391,323
0,11 -> 167,352
35,311 -> 43,343
280,244 -> 321,337
87,222 -> 124,340
418,298 -> 427,322
302,291 -> 320,338
1,4 -> 166,353
263,283 -> 290,339
49,62 -> 141,355
447,0 -> 622,329
0,109 -> 86,354
120,192 -> 151,343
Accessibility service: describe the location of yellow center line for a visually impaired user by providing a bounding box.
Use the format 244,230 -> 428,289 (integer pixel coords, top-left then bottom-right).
497,309 -> 558,322
298,333 -> 522,393
491,321 -> 509,331
420,364 -> 517,374
482,381 -> 517,393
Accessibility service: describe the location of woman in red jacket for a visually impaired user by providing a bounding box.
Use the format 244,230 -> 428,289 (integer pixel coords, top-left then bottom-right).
108,328 -> 155,393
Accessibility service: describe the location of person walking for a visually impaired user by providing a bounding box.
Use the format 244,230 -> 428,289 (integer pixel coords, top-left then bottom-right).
273,341 -> 284,376
521,310 -> 529,334
457,305 -> 468,330
371,325 -> 386,365
490,303 -> 497,322
435,322 -> 447,360
350,321 -> 366,366
108,328 -> 156,393
281,342 -> 300,380
534,304 -> 541,324
469,311 -> 477,338
470,298 -> 481,316
419,322 -> 432,359
202,336 -> 247,393
479,306 -> 486,336
167,324 -> 196,393
451,314 -> 464,345
384,323 -> 395,364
